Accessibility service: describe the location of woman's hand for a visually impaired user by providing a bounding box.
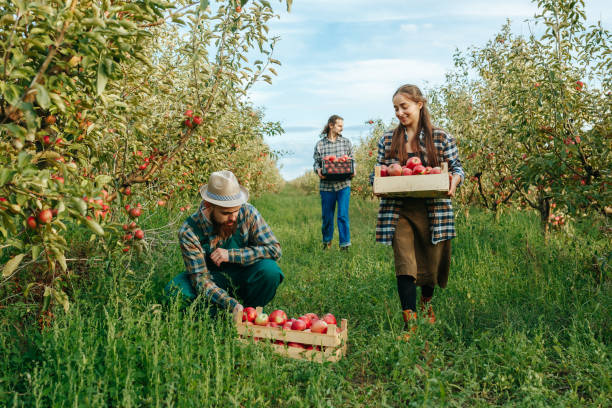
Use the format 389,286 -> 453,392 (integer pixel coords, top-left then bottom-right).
317,169 -> 326,179
447,174 -> 461,197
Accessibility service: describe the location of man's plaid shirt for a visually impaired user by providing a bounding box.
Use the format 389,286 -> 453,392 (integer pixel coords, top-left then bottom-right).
313,134 -> 354,192
178,201 -> 281,310
371,129 -> 465,245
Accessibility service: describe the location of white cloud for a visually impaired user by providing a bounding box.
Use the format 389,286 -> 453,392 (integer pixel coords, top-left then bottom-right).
400,24 -> 418,33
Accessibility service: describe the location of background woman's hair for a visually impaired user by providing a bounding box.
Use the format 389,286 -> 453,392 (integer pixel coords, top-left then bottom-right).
322,114 -> 343,136
387,85 -> 440,167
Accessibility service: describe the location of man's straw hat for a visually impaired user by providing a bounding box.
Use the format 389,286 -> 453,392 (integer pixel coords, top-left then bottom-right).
199,170 -> 249,207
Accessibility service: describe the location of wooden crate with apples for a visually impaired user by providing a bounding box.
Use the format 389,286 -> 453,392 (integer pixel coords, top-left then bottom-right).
232,306 -> 348,363
373,161 -> 449,198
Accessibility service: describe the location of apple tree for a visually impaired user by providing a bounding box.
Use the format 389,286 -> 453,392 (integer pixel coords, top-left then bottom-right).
431,0 -> 611,230
0,0 -> 289,316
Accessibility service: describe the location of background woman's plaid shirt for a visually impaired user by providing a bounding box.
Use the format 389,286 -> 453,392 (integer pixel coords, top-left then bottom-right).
371,129 -> 465,245
178,202 -> 281,310
313,135 -> 354,192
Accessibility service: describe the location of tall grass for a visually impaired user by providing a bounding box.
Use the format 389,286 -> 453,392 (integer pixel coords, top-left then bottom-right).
1,186 -> 610,407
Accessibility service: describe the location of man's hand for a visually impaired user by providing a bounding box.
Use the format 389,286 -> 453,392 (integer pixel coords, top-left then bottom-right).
233,303 -> 244,319
317,168 -> 326,179
210,248 -> 229,267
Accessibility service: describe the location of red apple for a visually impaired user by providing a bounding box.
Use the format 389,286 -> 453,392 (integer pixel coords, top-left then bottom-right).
192,116 -> 202,125
129,221 -> 137,229
291,319 -> 307,331
406,157 -> 422,169
298,315 -> 313,329
184,119 -> 193,128
43,135 -> 51,145
311,319 -> 328,334
269,309 -> 288,325
287,342 -> 305,349
129,208 -> 142,218
242,307 -> 257,322
254,313 -> 269,326
430,167 -> 441,174
267,322 -> 279,328
123,233 -> 133,241
37,209 -> 53,224
424,166 -> 432,174
322,313 -> 336,325
388,163 -> 402,176
402,167 -> 413,176
26,216 -> 37,229
380,165 -> 388,177
327,155 -> 336,162
134,229 -> 144,240
124,187 -> 132,196
304,313 -> 319,322
412,164 -> 426,175
282,320 -> 293,330
184,110 -> 194,117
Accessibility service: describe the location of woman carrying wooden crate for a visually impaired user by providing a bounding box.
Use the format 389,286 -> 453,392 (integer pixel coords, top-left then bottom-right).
372,84 -> 464,339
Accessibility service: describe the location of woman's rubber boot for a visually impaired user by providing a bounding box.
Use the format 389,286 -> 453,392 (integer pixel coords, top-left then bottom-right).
420,296 -> 436,324
397,310 -> 417,341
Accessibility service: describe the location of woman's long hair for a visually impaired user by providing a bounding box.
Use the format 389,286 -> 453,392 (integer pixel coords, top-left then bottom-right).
321,114 -> 343,136
387,85 -> 440,167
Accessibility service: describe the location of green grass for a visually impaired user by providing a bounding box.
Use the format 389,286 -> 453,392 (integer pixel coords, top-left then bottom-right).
1,186 -> 610,407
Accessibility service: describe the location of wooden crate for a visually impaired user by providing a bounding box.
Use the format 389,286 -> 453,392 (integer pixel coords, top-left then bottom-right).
373,162 -> 449,198
233,307 -> 348,363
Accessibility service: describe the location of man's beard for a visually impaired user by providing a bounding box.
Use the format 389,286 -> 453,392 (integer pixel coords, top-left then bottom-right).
213,220 -> 238,241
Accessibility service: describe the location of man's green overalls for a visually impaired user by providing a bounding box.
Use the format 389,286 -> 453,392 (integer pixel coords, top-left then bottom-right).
164,217 -> 283,308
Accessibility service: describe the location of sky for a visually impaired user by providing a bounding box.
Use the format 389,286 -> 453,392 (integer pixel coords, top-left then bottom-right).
248,0 -> 610,180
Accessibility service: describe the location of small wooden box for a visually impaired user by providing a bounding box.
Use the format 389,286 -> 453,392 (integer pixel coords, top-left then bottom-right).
373,162 -> 449,198
233,307 -> 348,363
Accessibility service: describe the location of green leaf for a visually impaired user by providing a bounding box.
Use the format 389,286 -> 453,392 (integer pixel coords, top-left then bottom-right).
17,151 -> 31,169
56,253 -> 67,272
199,0 -> 209,12
95,175 -> 113,187
31,245 -> 42,260
33,84 -> 50,109
49,93 -> 66,112
2,253 -> 25,278
70,197 -> 88,215
84,217 -> 105,236
52,288 -> 70,313
0,168 -> 16,186
96,57 -> 108,96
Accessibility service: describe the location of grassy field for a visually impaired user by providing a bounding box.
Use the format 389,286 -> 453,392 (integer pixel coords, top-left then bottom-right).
1,186 -> 610,407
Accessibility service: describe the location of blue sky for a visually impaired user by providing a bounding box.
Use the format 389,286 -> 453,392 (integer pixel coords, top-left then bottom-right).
248,0 -> 610,180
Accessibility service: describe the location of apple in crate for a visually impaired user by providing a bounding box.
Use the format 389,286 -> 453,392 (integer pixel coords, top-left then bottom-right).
406,157 -> 421,169
402,167 -> 413,176
311,319 -> 328,334
287,342 -> 305,349
304,313 -> 319,322
269,309 -> 287,325
388,163 -> 402,176
242,307 -> 257,322
322,313 -> 337,325
299,315 -> 314,329
412,164 -> 426,175
430,167 -> 442,174
254,313 -> 269,326
380,165 -> 388,177
291,319 -> 307,331
282,319 -> 294,330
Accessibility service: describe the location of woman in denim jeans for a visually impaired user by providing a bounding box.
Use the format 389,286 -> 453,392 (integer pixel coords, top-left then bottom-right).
313,115 -> 355,250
